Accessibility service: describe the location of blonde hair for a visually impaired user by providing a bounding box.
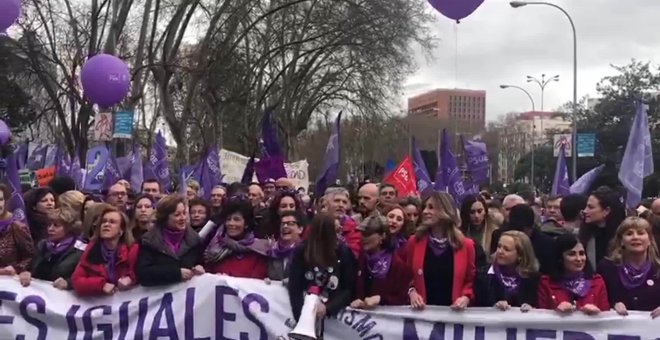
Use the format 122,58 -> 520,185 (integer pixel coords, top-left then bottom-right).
494,230 -> 539,278
608,216 -> 660,268
186,180 -> 200,192
46,208 -> 82,236
58,190 -> 85,215
415,192 -> 465,249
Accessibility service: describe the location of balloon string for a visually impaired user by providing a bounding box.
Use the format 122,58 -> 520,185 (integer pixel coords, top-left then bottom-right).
454,22 -> 459,88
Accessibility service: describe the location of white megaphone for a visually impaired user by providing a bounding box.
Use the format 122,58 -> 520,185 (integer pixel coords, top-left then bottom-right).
288,287 -> 321,340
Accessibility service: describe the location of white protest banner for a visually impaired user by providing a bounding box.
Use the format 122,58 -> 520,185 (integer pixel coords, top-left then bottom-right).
0,275 -> 657,340
220,149 -> 309,190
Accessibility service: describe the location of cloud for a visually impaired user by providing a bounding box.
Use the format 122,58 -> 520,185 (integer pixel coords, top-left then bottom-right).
403,0 -> 660,121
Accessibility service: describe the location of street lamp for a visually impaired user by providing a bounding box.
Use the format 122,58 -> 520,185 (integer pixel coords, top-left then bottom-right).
500,84 -> 536,188
527,74 -> 559,111
509,0 -> 578,181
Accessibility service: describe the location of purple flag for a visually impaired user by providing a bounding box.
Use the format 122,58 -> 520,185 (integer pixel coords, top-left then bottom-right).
551,144 -> 571,196
241,154 -> 256,184
461,136 -> 489,184
437,129 -> 468,204
15,143 -> 28,170
102,154 -> 122,191
433,130 -> 447,192
193,146 -> 221,199
6,149 -> 27,223
124,143 -> 144,191
70,149 -> 82,189
570,164 -> 604,194
411,136 -> 432,198
255,108 -> 287,181
83,146 -> 110,191
55,146 -> 72,177
145,131 -> 170,192
619,102 -> 654,208
44,145 -> 58,168
315,112 -> 342,197
26,144 -> 47,170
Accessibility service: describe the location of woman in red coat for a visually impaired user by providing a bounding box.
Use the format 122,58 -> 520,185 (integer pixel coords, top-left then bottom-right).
71,206 -> 138,296
406,192 -> 476,310
204,198 -> 269,279
537,234 -> 609,315
351,215 -> 412,308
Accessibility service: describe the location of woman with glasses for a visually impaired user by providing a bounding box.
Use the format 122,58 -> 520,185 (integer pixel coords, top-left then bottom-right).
266,211 -> 304,282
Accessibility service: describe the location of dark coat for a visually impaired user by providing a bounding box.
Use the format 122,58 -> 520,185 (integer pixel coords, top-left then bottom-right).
267,256 -> 290,281
355,249 -> 411,306
136,227 -> 203,286
71,241 -> 139,296
287,243 -> 356,321
597,259 -> 660,312
491,228 -> 555,275
475,267 -> 540,308
30,239 -> 85,288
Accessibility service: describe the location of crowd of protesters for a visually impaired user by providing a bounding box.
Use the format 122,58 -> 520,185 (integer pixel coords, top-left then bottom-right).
2,175 -> 660,336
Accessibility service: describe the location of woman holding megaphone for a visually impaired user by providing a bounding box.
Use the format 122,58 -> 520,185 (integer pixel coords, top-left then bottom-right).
287,213 -> 356,339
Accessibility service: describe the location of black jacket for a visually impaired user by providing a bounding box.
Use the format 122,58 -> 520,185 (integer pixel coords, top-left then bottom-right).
490,228 -> 555,275
135,227 -> 202,286
287,243 -> 356,321
476,268 -> 540,307
30,239 -> 85,288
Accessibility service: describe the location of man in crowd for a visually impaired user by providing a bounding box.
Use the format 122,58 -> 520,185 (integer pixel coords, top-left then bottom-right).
379,184 -> 398,205
560,194 -> 587,235
210,185 -> 226,210
651,198 -> 660,217
106,183 -> 128,211
248,183 -> 265,208
141,179 -> 161,198
541,195 -> 566,237
353,183 -> 379,224
261,179 -> 277,202
324,187 -> 360,259
501,194 -> 525,223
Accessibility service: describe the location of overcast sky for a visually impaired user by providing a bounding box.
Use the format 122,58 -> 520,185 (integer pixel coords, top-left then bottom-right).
403,0 -> 660,121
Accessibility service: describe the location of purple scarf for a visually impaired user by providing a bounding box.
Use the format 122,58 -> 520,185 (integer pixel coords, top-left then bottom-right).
493,264 -> 521,296
270,241 -> 298,260
100,243 -> 118,284
427,235 -> 449,257
46,236 -> 75,256
562,272 -> 591,298
0,217 -> 14,234
162,228 -> 186,254
205,229 -> 269,263
366,249 -> 393,279
392,234 -> 407,250
618,261 -> 652,290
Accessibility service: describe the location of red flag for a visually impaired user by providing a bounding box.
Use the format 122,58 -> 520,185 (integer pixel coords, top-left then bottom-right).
383,156 -> 417,197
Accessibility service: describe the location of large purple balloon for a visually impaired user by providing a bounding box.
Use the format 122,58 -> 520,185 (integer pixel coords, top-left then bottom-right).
80,54 -> 130,107
428,0 -> 484,22
0,0 -> 21,32
0,120 -> 11,145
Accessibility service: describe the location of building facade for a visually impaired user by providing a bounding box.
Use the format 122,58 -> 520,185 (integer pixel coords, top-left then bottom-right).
407,88 -> 486,128
498,111 -> 572,183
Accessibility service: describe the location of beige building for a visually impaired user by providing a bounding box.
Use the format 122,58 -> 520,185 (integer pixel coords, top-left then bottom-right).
498,111 -> 572,183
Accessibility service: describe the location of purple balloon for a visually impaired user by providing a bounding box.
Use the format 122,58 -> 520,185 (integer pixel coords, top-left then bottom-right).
0,0 -> 21,32
428,0 -> 484,22
0,120 -> 11,145
80,54 -> 130,108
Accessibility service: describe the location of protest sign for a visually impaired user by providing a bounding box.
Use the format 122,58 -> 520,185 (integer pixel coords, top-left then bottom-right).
0,275 -> 657,340
220,148 -> 309,190
34,166 -> 55,187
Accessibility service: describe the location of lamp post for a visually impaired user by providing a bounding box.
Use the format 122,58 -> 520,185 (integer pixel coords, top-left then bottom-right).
510,0 -> 578,181
527,73 -> 559,111
500,84 -> 536,188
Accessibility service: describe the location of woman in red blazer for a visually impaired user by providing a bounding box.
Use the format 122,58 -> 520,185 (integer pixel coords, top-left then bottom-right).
204,199 -> 270,279
351,215 -> 412,308
72,206 -> 138,296
537,234 -> 609,315
406,192 -> 476,310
